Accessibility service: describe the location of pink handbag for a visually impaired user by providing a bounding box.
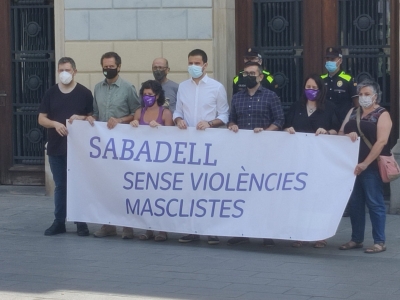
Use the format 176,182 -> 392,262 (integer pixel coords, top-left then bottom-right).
356,108 -> 400,182
377,155 -> 400,183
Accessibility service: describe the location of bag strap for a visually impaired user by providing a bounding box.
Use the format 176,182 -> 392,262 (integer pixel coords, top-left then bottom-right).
356,108 -> 373,150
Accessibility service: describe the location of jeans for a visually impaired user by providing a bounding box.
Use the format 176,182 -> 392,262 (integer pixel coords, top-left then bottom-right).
48,155 -> 67,223
349,165 -> 386,244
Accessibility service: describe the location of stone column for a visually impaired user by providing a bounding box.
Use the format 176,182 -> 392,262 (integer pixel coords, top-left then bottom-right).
213,0 -> 236,102
390,144 -> 400,214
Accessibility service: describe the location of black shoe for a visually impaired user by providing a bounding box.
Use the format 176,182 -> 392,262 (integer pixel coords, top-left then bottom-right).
76,222 -> 89,236
178,234 -> 200,243
207,236 -> 220,245
44,221 -> 66,236
227,237 -> 250,245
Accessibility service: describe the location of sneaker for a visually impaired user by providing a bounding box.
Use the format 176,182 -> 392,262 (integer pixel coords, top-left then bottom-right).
44,221 -> 66,236
93,225 -> 117,238
121,227 -> 134,239
179,234 -> 200,243
227,237 -> 249,245
76,222 -> 89,236
263,238 -> 275,247
207,236 -> 220,245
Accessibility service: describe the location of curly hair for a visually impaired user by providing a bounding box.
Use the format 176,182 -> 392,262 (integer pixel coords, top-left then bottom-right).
139,80 -> 166,106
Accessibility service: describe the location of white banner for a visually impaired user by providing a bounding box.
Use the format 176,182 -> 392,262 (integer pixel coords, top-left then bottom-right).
67,120 -> 359,241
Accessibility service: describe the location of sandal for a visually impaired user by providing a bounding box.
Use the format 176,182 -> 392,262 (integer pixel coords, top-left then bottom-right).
139,230 -> 154,240
313,240 -> 327,248
154,231 -> 168,242
339,241 -> 363,250
364,243 -> 386,254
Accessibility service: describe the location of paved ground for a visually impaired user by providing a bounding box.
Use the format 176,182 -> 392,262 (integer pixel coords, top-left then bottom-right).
1,185 -> 400,300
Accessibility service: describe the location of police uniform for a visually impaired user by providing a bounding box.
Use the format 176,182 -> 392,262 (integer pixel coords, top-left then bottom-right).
321,47 -> 357,123
233,47 -> 279,95
233,70 -> 278,95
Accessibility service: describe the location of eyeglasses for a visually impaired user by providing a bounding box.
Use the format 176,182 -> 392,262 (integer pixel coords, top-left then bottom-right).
152,66 -> 168,71
242,71 -> 259,77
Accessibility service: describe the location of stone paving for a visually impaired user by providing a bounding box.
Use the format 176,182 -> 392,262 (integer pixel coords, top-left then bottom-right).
1,185 -> 400,300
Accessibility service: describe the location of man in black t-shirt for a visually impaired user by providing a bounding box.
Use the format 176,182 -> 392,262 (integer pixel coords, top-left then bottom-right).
38,57 -> 93,236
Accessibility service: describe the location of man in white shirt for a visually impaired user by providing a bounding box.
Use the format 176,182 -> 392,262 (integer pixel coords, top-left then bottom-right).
173,49 -> 229,245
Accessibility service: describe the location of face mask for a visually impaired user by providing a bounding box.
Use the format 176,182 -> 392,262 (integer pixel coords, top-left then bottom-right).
142,95 -> 157,107
325,61 -> 337,73
244,76 -> 258,89
153,70 -> 166,82
59,71 -> 73,85
304,89 -> 319,101
103,68 -> 118,79
188,65 -> 203,78
359,95 -> 375,108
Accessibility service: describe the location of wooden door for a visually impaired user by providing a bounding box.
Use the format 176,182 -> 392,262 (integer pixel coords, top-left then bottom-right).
235,0 -> 399,143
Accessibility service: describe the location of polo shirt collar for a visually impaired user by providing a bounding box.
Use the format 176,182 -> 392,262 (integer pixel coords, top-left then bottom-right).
101,75 -> 122,87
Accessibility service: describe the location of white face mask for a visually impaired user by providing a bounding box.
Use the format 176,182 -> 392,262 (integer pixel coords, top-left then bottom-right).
59,71 -> 73,85
358,95 -> 375,108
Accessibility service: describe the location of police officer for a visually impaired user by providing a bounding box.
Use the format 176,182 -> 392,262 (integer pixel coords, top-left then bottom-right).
322,47 -> 358,218
233,47 -> 278,95
321,47 -> 358,123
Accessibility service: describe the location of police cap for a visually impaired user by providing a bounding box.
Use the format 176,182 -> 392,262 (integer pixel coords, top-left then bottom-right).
325,47 -> 342,58
244,47 -> 262,59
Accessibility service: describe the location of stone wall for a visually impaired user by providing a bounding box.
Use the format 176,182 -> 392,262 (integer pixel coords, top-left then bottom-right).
55,0 -> 235,93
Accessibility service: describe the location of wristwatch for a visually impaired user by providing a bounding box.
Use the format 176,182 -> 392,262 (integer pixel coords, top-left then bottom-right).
208,121 -> 214,128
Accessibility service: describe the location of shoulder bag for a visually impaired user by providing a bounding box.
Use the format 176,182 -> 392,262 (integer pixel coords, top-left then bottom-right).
356,108 -> 400,183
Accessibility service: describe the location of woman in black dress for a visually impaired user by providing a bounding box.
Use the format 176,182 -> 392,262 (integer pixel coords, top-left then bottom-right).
284,74 -> 341,248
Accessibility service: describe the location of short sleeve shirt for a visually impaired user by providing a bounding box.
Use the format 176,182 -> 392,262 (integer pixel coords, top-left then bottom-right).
321,70 -> 357,122
38,83 -> 93,156
93,76 -> 140,122
162,79 -> 179,114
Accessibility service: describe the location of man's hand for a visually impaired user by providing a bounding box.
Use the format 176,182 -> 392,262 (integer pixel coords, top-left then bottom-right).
86,115 -> 96,126
196,121 -> 210,130
253,127 -> 264,133
54,121 -> 68,137
228,124 -> 239,133
176,118 -> 188,130
107,117 -> 120,129
68,114 -> 84,124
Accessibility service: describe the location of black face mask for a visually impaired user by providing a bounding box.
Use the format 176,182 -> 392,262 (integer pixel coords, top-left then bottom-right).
103,68 -> 119,80
244,75 -> 258,89
153,70 -> 166,82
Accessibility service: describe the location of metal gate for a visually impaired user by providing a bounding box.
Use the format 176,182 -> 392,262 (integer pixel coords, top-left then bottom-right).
339,0 -> 391,109
10,0 -> 54,165
253,0 -> 303,111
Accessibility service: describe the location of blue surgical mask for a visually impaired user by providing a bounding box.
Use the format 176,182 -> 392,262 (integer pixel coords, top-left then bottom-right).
188,65 -> 203,78
325,61 -> 337,73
